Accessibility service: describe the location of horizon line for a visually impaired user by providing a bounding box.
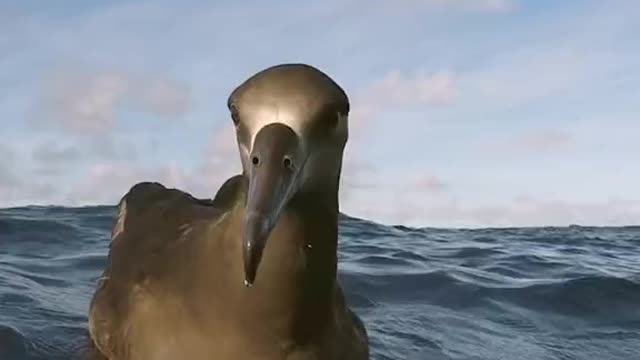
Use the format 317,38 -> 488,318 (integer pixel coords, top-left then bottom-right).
2,203 -> 638,230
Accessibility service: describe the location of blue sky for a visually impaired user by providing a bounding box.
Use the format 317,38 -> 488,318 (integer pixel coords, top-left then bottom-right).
1,0 -> 638,227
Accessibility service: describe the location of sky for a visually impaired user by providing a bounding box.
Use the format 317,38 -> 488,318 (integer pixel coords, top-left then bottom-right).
1,0 -> 638,227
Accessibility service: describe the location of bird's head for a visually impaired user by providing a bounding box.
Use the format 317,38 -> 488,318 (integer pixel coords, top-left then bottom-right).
227,63 -> 350,286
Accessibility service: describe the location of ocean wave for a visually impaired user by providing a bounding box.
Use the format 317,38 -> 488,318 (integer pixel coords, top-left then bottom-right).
0,207 -> 639,359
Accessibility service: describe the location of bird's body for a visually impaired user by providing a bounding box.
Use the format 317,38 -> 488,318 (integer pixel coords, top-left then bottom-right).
87,64 -> 369,360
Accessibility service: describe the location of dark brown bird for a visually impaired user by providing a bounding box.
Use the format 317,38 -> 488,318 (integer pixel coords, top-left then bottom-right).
86,63 -> 369,360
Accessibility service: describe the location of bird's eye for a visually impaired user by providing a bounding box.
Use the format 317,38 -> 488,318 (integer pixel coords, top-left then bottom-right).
230,103 -> 240,126
328,111 -> 340,128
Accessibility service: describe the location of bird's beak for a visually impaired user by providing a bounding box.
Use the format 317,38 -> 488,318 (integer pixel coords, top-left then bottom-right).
243,123 -> 303,286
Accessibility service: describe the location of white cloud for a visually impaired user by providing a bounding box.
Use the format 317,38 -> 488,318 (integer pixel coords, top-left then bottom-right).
31,140 -> 81,163
53,125 -> 241,205
409,175 -> 449,192
459,45 -> 626,112
515,129 -> 571,151
0,143 -> 18,188
453,198 -> 640,228
27,137 -> 139,179
375,189 -> 640,228
184,125 -> 243,198
336,162 -> 640,227
417,0 -> 514,13
480,50 -> 582,101
0,143 -> 59,205
68,162 -> 186,205
38,68 -> 190,134
482,129 -> 572,155
87,136 -> 139,161
358,70 -> 456,109
3,0 -> 637,229
40,71 -> 126,132
348,69 -> 457,136
339,157 -> 378,204
138,77 -> 191,116
360,0 -> 515,15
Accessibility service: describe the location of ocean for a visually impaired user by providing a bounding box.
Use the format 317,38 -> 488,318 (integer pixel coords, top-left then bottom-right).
0,206 -> 638,360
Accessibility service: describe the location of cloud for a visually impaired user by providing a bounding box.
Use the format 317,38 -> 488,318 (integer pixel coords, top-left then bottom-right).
516,129 -> 571,151
358,70 -> 456,109
67,161 -> 228,206
360,0 -> 515,15
411,0 -> 514,13
460,46 -> 624,111
484,129 -> 572,155
32,140 -> 82,164
339,157 -> 379,204
349,69 -> 457,134
379,189 -> 640,228
27,137 -> 139,178
0,182 -> 57,206
0,143 -> 59,205
39,71 -> 126,132
409,175 -> 449,193
337,67 -> 455,211
57,124 -> 241,205
442,198 -> 640,228
2,0 -> 637,229
138,77 -> 191,115
184,125 -> 242,198
87,137 -> 138,161
0,143 -> 18,188
37,68 -> 190,134
68,162 -> 185,204
340,165 -> 639,227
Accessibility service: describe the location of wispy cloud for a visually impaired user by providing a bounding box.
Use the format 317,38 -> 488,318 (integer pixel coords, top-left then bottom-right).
360,70 -> 456,108
483,129 -> 572,155
59,124 -> 241,205
0,142 -> 58,204
0,143 -> 18,189
37,68 -> 190,134
381,187 -> 640,228
360,0 -> 515,15
410,175 -> 450,193
1,0 -> 638,227
87,137 -> 139,162
349,69 -> 457,135
445,198 -> 640,228
185,125 -> 243,197
410,0 -> 514,13
339,157 -> 379,203
32,140 -> 82,164
68,161 -> 185,204
515,129 -> 571,151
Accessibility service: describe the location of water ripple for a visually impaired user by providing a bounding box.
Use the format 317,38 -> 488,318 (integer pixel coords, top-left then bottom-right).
0,207 -> 639,359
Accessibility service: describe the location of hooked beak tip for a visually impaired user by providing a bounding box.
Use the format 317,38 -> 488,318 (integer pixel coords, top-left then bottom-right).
242,237 -> 262,287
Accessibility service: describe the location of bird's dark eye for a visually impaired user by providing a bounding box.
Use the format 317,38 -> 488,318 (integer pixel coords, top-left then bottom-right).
327,111 -> 340,128
230,103 -> 240,126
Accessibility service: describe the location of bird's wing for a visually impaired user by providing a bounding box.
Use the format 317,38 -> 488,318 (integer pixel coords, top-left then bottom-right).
87,178 -> 244,358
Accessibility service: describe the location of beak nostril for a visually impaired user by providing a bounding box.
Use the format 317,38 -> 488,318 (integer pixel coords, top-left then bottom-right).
251,155 -> 260,166
283,156 -> 292,169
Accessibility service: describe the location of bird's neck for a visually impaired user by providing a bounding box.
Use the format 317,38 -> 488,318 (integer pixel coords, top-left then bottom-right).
246,187 -> 340,300
217,184 -> 340,343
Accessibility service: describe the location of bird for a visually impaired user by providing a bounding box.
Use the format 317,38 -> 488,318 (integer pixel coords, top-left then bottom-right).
85,63 -> 370,360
